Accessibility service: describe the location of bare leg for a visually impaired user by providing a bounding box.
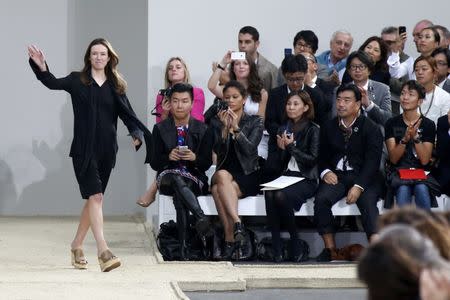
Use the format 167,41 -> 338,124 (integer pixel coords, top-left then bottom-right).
322,233 -> 336,250
71,201 -> 90,250
212,184 -> 233,242
213,170 -> 242,242
137,180 -> 157,207
87,193 -> 109,256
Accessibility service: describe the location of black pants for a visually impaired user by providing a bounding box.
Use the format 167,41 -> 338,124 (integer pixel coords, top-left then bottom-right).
314,171 -> 380,238
264,179 -> 317,255
159,173 -> 206,251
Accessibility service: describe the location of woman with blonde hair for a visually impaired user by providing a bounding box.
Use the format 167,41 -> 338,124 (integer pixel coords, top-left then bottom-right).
28,38 -> 151,272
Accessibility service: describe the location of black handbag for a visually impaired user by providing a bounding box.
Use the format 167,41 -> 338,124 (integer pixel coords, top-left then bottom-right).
156,220 -> 207,261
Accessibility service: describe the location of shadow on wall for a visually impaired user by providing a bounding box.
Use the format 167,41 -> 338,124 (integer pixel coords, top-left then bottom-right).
0,159 -> 17,212
15,101 -> 83,215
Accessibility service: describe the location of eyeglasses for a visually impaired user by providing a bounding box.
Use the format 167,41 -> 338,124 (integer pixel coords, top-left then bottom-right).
295,42 -> 312,50
349,64 -> 367,71
286,77 -> 305,83
383,40 -> 397,45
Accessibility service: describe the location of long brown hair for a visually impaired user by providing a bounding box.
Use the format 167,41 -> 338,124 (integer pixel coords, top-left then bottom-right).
80,38 -> 127,95
230,55 -> 263,102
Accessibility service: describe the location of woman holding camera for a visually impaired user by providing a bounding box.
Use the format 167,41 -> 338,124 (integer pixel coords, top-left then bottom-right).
208,51 -> 269,160
210,80 -> 263,259
150,83 -> 213,260
264,90 -> 319,262
137,57 -> 205,207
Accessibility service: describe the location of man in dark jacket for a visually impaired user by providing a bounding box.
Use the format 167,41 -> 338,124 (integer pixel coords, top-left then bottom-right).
314,84 -> 383,262
265,54 -> 329,147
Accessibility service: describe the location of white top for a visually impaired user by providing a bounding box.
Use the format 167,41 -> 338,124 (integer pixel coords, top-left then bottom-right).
244,96 -> 269,159
421,86 -> 450,125
387,52 -> 415,80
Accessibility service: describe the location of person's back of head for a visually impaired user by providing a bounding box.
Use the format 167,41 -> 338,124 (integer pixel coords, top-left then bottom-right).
358,224 -> 450,300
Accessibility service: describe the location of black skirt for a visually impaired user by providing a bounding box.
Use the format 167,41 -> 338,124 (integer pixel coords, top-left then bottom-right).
72,156 -> 114,199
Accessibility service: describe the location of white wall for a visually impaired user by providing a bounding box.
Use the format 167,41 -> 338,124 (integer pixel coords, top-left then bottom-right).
147,0 -> 450,110
0,0 -> 148,216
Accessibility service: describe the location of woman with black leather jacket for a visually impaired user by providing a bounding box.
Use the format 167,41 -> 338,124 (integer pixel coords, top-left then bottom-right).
264,90 -> 320,262
150,83 -> 213,260
210,80 -> 263,259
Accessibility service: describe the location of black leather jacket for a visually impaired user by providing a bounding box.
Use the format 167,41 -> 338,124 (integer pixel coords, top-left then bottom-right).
265,120 -> 320,180
212,113 -> 263,175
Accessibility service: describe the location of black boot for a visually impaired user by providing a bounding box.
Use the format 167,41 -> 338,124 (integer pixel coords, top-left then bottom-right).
222,241 -> 235,261
174,198 -> 189,261
173,177 -> 212,238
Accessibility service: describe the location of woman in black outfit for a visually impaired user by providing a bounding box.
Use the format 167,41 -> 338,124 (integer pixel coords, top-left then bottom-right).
264,90 -> 319,262
150,83 -> 213,260
211,80 -> 263,259
28,39 -> 151,272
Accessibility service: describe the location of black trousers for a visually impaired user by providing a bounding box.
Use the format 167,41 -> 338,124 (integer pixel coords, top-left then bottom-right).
159,173 -> 206,252
265,178 -> 317,255
314,171 -> 380,238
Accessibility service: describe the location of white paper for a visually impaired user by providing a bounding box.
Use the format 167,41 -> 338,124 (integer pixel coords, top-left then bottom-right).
260,176 -> 304,191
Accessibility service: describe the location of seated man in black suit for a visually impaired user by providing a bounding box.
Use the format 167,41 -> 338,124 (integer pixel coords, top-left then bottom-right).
314,84 -> 383,262
265,54 -> 329,141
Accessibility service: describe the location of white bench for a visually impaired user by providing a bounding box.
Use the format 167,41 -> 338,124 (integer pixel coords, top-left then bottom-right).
156,166 -> 450,226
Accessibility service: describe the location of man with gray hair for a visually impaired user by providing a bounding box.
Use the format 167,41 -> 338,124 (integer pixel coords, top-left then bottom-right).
316,30 -> 353,83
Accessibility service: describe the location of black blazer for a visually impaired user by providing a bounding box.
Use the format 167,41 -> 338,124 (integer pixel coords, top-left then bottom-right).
29,59 -> 152,173
319,115 -> 383,190
150,116 -> 213,188
265,120 -> 320,181
265,84 -> 329,141
212,113 -> 263,175
435,115 -> 450,194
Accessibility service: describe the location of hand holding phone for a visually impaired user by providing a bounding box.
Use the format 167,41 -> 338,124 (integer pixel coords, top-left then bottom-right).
231,51 -> 246,60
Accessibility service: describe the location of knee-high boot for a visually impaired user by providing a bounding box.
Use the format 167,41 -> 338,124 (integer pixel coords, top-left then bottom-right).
174,196 -> 189,261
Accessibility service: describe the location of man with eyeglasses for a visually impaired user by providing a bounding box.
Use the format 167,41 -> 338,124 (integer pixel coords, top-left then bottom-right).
276,30 -> 328,86
265,54 -> 328,158
316,30 -> 353,83
382,26 -> 414,115
431,48 -> 450,93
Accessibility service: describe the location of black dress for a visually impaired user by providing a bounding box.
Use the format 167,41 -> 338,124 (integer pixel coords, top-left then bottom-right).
29,60 -> 152,199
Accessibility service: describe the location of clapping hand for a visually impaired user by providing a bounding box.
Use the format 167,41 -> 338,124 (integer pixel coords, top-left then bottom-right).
27,45 -> 47,72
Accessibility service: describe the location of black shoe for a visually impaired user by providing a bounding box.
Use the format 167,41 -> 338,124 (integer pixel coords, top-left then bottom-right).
316,248 -> 333,262
222,241 -> 235,260
233,222 -> 245,243
273,254 -> 283,263
290,239 -> 308,262
195,216 -> 213,238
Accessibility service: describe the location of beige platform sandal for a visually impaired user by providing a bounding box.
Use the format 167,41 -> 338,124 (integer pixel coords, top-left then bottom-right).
71,248 -> 88,269
98,249 -> 121,272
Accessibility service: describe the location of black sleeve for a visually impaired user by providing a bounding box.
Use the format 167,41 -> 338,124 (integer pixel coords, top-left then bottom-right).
436,116 -> 450,159
235,116 -> 263,156
265,89 -> 281,138
384,117 -> 395,140
318,122 -> 333,173
189,127 -> 213,172
354,121 -> 383,190
420,118 -> 436,143
286,125 -> 320,168
117,94 -> 144,150
308,87 -> 329,127
29,59 -> 74,93
149,125 -> 170,172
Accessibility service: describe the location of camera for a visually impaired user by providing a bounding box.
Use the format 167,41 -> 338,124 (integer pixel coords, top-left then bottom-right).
158,87 -> 172,97
203,97 -> 229,124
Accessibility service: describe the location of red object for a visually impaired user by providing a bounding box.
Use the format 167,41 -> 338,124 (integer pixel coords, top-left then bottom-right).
398,168 -> 427,180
